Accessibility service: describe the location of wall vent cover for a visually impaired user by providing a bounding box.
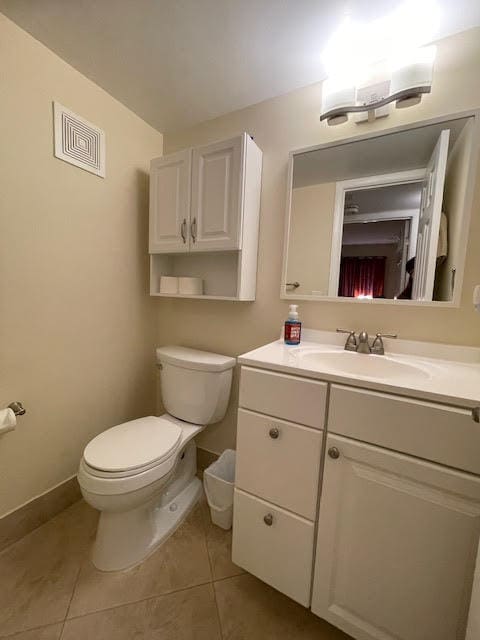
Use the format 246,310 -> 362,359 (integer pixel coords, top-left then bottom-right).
53,102 -> 105,178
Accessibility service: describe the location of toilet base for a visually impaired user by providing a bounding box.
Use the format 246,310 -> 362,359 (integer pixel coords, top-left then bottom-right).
92,476 -> 202,572
90,441 -> 203,572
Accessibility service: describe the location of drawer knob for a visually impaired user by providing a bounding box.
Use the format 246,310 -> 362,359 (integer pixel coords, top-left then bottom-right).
473,407 -> 480,423
328,446 -> 340,459
269,427 -> 280,439
263,513 -> 273,526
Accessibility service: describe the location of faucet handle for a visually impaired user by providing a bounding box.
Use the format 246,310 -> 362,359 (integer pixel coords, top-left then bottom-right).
336,328 -> 357,352
371,333 -> 398,355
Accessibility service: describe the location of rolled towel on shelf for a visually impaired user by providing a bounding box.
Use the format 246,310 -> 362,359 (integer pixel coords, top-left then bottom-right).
178,277 -> 203,296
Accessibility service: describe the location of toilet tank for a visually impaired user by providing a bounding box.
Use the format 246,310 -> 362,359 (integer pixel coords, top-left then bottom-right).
156,346 -> 236,425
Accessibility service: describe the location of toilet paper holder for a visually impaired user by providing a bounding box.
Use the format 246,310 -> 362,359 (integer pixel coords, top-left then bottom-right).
7,401 -> 26,416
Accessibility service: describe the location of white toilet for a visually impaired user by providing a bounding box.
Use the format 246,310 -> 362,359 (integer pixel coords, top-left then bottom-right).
78,346 -> 235,571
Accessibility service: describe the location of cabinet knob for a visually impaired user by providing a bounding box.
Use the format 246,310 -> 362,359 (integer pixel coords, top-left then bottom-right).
328,446 -> 340,459
263,513 -> 273,526
473,407 -> 480,423
269,427 -> 280,439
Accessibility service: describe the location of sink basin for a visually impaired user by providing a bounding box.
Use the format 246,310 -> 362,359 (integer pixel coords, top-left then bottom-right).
297,350 -> 430,381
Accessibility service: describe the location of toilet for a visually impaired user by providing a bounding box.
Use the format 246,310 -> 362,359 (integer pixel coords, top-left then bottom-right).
78,346 -> 235,571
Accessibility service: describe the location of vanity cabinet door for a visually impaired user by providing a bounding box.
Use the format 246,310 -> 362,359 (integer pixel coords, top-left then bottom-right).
149,150 -> 191,253
190,135 -> 243,251
311,434 -> 480,640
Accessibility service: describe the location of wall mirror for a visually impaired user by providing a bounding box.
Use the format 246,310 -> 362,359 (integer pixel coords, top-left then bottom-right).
282,112 -> 478,305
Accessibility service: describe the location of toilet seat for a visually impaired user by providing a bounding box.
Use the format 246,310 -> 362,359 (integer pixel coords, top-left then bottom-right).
78,415 -> 204,496
84,415 -> 182,476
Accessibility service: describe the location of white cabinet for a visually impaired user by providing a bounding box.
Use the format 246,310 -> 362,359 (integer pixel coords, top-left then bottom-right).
311,434 -> 480,640
149,150 -> 191,253
232,365 -> 325,602
149,133 -> 262,300
190,136 -> 242,251
234,362 -> 480,640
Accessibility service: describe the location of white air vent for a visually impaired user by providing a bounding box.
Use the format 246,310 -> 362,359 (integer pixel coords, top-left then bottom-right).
53,102 -> 105,178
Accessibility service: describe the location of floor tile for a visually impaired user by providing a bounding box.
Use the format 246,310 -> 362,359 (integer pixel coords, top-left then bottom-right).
0,502 -> 97,637
4,624 -> 62,640
62,583 -> 222,640
68,503 -> 212,617
214,573 -> 352,640
200,499 -> 244,580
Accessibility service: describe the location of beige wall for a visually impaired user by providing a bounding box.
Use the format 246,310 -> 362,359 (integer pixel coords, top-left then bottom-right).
0,15 -> 163,516
287,183 -> 335,296
161,27 -> 480,454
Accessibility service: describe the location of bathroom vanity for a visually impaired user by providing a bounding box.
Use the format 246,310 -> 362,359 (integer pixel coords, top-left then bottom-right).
232,330 -> 480,640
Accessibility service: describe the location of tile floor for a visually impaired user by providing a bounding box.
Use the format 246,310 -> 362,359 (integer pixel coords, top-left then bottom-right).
0,496 -> 352,639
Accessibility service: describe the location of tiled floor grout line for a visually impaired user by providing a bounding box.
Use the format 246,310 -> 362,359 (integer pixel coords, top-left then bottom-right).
59,560 -> 84,639
60,578 -> 215,624
202,515 -> 225,640
211,580 -> 226,640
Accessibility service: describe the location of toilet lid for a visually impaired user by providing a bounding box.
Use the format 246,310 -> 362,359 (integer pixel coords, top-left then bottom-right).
83,416 -> 182,473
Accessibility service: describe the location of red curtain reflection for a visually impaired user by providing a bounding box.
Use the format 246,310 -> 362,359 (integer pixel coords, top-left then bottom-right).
338,256 -> 386,298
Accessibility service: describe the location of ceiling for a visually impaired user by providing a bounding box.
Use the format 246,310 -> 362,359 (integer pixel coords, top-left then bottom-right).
342,219 -> 405,246
1,1 -> 480,133
345,183 -> 423,214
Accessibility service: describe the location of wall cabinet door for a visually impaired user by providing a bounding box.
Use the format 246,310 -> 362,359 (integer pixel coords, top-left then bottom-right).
311,434 -> 480,640
149,150 -> 191,253
190,135 -> 243,251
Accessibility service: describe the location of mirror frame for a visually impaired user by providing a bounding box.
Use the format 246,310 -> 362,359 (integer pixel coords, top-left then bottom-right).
281,109 -> 480,307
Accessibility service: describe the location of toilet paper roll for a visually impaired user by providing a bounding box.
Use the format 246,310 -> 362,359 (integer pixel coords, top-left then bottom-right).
0,408 -> 16,435
159,276 -> 179,294
178,277 -> 203,296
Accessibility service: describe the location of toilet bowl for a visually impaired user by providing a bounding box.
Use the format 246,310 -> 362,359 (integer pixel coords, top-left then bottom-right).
78,346 -> 235,571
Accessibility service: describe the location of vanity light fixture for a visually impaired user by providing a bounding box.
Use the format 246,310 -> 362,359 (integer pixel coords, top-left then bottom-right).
320,45 -> 436,126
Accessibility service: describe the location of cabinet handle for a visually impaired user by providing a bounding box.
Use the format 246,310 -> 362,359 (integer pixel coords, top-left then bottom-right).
473,407 -> 480,423
191,217 -> 197,243
269,427 -> 280,439
328,446 -> 340,459
263,513 -> 273,526
180,218 -> 187,243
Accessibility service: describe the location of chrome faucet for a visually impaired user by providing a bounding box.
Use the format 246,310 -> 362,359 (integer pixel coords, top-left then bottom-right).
336,329 -> 397,355
357,330 -> 371,354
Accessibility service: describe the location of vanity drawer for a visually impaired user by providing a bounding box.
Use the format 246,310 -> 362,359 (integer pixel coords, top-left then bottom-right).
239,366 -> 326,428
232,488 -> 315,607
329,385 -> 480,474
236,408 -> 322,519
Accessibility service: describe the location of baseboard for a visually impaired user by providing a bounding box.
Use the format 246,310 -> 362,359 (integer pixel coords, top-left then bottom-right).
197,447 -> 219,479
0,476 -> 81,551
0,450 -> 220,550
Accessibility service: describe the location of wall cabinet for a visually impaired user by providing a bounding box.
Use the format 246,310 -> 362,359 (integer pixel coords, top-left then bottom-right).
233,366 -> 480,640
149,133 -> 262,300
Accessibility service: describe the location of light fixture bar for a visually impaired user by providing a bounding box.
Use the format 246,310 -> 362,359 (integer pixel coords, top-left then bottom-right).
320,85 -> 431,124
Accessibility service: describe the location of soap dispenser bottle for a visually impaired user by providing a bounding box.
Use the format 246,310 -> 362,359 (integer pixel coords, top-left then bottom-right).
284,304 -> 302,345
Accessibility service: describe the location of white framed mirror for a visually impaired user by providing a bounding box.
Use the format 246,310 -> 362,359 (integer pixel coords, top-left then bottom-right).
281,111 -> 479,305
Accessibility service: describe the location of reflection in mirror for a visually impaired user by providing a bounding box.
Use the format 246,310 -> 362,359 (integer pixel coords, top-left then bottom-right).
283,114 -> 477,304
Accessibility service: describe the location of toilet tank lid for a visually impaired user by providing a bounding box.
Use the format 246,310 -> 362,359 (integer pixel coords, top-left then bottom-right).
156,346 -> 236,372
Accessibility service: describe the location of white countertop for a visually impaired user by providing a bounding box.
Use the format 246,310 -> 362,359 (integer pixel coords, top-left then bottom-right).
238,329 -> 480,408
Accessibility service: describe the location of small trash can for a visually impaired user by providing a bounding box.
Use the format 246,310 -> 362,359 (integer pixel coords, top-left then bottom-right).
203,449 -> 236,530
